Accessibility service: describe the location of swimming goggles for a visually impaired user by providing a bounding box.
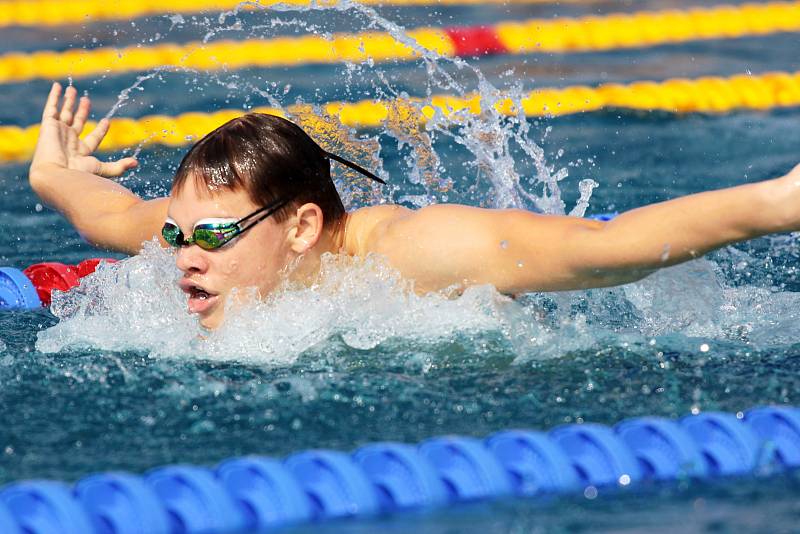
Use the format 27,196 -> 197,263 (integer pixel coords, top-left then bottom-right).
162,197 -> 293,250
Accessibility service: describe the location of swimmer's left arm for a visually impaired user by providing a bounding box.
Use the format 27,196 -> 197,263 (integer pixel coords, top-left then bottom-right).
371,166 -> 800,293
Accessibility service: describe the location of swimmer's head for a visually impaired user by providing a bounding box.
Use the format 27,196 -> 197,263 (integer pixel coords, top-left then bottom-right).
167,114 -> 385,329
171,113 -> 346,228
167,114 -> 346,329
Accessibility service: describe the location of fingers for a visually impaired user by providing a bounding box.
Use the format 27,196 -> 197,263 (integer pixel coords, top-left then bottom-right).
42,82 -> 61,121
59,86 -> 78,126
97,157 -> 138,178
82,118 -> 110,153
72,96 -> 91,135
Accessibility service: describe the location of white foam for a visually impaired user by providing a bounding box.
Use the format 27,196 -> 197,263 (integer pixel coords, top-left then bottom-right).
37,239 -> 800,364
37,242 -> 534,363
37,241 -> 201,357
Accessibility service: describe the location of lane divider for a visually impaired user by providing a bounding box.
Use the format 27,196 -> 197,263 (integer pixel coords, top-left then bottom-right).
0,259 -> 115,309
0,405 -> 798,532
0,0 -> 606,29
2,70 -> 800,164
2,1 -> 800,84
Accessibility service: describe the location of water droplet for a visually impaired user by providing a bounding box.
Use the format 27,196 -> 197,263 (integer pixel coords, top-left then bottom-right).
660,244 -> 671,262
700,343 -> 710,352
618,474 -> 631,486
499,240 -> 508,249
584,486 -> 598,499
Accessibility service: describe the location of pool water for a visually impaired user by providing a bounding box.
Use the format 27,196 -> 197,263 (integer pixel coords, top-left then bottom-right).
1,0 -> 800,531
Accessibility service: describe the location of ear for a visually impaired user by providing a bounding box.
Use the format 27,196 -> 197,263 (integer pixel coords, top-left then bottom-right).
288,202 -> 324,253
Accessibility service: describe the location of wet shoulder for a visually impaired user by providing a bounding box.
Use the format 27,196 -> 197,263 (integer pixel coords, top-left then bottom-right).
344,204 -> 412,256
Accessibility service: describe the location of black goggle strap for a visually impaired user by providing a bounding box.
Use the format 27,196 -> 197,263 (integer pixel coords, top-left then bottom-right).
325,151 -> 386,185
234,196 -> 295,228
234,197 -> 294,235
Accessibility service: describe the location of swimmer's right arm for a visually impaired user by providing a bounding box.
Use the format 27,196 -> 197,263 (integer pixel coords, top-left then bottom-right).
368,165 -> 800,294
29,83 -> 168,255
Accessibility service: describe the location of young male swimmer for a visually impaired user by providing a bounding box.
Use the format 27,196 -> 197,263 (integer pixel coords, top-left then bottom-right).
29,83 -> 800,330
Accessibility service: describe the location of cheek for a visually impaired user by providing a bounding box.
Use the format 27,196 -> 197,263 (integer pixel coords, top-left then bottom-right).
216,236 -> 288,289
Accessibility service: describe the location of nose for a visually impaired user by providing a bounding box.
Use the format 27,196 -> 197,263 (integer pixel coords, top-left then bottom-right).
175,244 -> 210,275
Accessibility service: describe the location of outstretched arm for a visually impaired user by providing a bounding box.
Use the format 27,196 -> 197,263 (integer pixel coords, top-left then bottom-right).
29,83 -> 168,255
370,165 -> 800,293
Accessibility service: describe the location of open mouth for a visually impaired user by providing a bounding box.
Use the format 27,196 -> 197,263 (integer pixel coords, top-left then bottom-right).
180,280 -> 220,315
188,285 -> 212,300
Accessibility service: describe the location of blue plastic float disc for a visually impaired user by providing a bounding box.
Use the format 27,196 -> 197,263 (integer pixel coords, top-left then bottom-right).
352,442 -> 449,512
284,449 -> 380,520
549,423 -> 642,488
744,406 -> 800,468
417,436 -> 513,502
614,417 -> 707,481
680,412 -> 761,476
0,267 -> 41,310
485,430 -> 580,496
0,500 -> 21,534
74,472 -> 170,534
145,465 -> 246,533
216,456 -> 312,529
587,213 -> 618,221
0,480 -> 93,534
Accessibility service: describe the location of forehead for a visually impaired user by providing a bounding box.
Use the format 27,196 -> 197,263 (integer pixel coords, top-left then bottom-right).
168,175 -> 258,223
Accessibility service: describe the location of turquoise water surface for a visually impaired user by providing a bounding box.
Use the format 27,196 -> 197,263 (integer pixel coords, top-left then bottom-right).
1,0 -> 800,531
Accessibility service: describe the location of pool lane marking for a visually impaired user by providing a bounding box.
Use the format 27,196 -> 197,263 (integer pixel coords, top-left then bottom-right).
0,0 -> 613,29
2,70 -> 800,163
1,1 -> 800,84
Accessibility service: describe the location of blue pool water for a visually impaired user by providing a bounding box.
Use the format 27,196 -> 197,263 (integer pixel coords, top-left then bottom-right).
1,0 -> 800,531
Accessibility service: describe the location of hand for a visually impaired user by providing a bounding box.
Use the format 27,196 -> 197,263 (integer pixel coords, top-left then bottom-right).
764,163 -> 800,233
784,163 -> 800,185
783,163 -> 800,232
30,83 -> 137,179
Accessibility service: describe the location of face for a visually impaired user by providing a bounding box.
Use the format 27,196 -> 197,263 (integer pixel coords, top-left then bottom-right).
167,178 -> 295,329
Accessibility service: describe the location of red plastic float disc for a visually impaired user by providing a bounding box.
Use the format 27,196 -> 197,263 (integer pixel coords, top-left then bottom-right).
444,26 -> 508,57
75,258 -> 117,278
22,262 -> 81,306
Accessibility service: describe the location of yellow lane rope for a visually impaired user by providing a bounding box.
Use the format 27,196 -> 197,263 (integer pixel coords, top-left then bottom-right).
2,70 -> 799,163
2,1 -> 800,84
0,0 -> 607,29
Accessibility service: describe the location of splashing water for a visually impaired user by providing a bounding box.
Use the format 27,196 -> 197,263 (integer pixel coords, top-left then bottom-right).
101,0 -> 577,213
38,241 -> 529,362
36,236 -> 800,363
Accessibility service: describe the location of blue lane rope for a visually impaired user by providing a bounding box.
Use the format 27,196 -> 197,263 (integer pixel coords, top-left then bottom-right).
1,405 -> 799,533
0,267 -> 41,310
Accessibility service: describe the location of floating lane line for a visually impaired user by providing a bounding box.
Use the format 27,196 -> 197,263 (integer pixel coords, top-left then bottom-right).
1,1 -> 800,84
0,0 -> 612,29
2,70 -> 799,163
0,405 -> 797,531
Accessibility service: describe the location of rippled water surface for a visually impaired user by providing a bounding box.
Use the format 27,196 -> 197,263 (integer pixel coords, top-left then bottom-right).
1,0 -> 799,531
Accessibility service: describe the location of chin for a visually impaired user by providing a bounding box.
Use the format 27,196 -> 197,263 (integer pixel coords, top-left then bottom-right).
199,312 -> 223,330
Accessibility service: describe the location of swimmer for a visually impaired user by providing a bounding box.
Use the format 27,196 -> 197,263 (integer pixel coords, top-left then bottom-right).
28,83 -> 800,329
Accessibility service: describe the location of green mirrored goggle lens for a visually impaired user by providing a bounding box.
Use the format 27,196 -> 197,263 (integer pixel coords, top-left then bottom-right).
161,222 -> 239,250
161,223 -> 182,247
193,228 -> 225,249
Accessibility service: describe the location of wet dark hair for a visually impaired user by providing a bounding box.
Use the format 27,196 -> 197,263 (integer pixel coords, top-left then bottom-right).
172,113 -> 350,228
